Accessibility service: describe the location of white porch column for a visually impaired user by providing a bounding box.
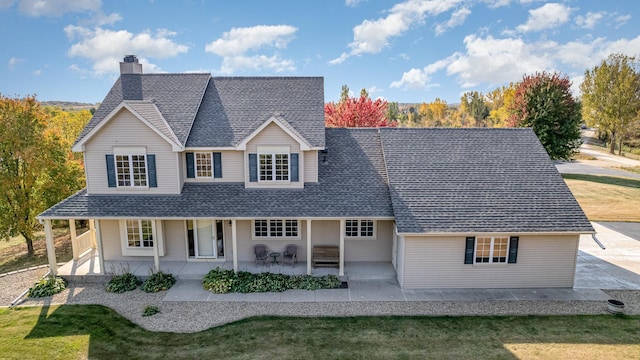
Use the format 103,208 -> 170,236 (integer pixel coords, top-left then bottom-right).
69,219 -> 78,260
95,220 -> 105,274
339,219 -> 345,276
152,220 -> 160,272
306,219 -> 312,275
44,219 -> 58,276
231,219 -> 238,272
89,219 -> 96,248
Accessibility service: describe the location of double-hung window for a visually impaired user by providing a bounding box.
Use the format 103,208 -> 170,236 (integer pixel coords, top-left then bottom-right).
345,219 -> 375,238
258,146 -> 289,182
475,236 -> 509,263
195,152 -> 212,178
126,220 -> 154,248
254,219 -> 298,238
116,154 -> 147,187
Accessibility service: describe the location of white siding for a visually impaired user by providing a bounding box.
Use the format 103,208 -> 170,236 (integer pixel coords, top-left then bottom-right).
304,150 -> 318,183
183,150 -> 244,183
344,220 -> 393,262
245,123 -> 303,189
84,109 -> 180,194
401,234 -> 580,289
396,235 -> 405,288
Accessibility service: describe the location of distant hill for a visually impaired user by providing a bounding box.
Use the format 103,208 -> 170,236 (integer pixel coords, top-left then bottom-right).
41,101 -> 98,111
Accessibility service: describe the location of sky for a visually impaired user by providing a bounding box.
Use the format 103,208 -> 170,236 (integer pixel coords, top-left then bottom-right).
1,0 -> 639,105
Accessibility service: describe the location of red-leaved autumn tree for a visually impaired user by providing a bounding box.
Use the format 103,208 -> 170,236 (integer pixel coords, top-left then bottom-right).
325,86 -> 396,127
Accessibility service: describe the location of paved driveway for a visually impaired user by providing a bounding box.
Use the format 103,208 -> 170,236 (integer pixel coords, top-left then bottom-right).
575,222 -> 640,289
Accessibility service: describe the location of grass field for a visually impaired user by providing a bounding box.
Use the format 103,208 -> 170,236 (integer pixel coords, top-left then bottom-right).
0,305 -> 638,360
563,174 -> 640,222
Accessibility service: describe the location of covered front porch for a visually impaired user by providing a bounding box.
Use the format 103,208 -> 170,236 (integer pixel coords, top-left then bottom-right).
55,249 -> 396,282
41,217 -> 396,282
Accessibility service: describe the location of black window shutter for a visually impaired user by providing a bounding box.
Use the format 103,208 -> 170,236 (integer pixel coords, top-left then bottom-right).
186,152 -> 195,178
464,236 -> 475,264
508,236 -> 519,263
106,154 -> 116,187
213,152 -> 222,178
290,153 -> 299,182
147,154 -> 157,188
249,153 -> 257,182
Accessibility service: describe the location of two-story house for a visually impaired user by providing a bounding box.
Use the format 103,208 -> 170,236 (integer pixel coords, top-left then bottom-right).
39,56 -> 593,289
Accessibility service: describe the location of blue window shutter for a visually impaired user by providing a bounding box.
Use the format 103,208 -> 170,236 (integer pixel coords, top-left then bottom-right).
213,152 -> 222,178
249,153 -> 257,182
186,152 -> 195,178
147,154 -> 157,188
290,153 -> 299,182
464,236 -> 475,264
106,154 -> 116,187
508,236 -> 519,263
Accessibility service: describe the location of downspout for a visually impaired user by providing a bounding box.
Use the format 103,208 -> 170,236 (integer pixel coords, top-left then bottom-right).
591,233 -> 606,250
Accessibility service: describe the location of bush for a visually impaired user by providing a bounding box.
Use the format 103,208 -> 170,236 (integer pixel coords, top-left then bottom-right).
141,271 -> 176,293
106,272 -> 140,293
142,305 -> 160,317
202,267 -> 341,294
27,276 -> 67,298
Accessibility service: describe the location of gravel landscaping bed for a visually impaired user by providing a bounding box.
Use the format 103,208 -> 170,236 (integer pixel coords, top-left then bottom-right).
2,268 -> 638,334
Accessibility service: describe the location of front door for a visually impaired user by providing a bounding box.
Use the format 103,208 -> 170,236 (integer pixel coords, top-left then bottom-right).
187,219 -> 218,259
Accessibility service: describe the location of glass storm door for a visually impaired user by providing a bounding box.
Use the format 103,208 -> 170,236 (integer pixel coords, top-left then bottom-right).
196,219 -> 216,258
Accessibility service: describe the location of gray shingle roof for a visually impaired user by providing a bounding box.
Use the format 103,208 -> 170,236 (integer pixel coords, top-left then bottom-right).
41,129 -> 391,219
123,100 -> 179,144
185,77 -> 325,148
379,128 -> 593,234
75,73 -> 211,147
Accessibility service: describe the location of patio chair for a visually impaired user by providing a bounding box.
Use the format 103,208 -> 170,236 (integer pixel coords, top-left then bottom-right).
254,244 -> 269,265
282,244 -> 298,266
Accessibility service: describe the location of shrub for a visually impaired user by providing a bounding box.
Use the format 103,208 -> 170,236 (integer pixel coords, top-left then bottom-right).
27,276 -> 67,298
202,267 -> 341,294
141,271 -> 176,293
142,305 -> 160,317
106,272 -> 140,293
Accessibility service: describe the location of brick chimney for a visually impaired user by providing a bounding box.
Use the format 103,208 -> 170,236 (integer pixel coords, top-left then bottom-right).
119,55 -> 143,74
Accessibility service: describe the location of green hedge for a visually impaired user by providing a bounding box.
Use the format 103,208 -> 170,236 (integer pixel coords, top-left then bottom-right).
203,268 -> 341,294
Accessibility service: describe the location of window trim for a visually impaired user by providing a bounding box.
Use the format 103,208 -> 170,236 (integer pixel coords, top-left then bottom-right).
344,219 -> 376,239
114,154 -> 148,188
474,235 -> 510,264
252,219 -> 300,240
119,219 -> 164,256
257,146 -> 290,183
194,152 -> 213,178
125,219 -> 154,248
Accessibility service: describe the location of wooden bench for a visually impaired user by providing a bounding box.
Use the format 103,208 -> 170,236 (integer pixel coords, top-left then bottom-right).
312,245 -> 339,268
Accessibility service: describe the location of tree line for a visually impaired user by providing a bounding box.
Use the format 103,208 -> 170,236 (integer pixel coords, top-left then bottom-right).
326,53 -> 640,160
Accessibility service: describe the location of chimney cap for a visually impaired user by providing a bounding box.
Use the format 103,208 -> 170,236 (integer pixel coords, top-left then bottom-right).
123,55 -> 138,63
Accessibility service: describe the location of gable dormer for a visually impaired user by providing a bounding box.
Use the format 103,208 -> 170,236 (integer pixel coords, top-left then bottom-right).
238,115 -> 316,189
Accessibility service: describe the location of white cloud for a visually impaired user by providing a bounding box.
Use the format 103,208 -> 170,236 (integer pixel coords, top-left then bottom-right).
482,0 -> 510,8
205,25 -> 297,73
391,33 -> 640,92
330,0 -> 464,64
575,11 -> 605,29
390,58 -> 451,89
345,0 -> 365,6
516,3 -> 571,32
615,14 -> 631,27
8,56 -> 24,69
65,26 -> 189,75
17,0 -> 101,17
32,69 -> 41,76
94,12 -> 122,26
435,7 -> 471,36
0,0 -> 15,8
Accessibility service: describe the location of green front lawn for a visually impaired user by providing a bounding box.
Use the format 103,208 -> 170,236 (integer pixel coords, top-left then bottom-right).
1,305 -> 639,359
